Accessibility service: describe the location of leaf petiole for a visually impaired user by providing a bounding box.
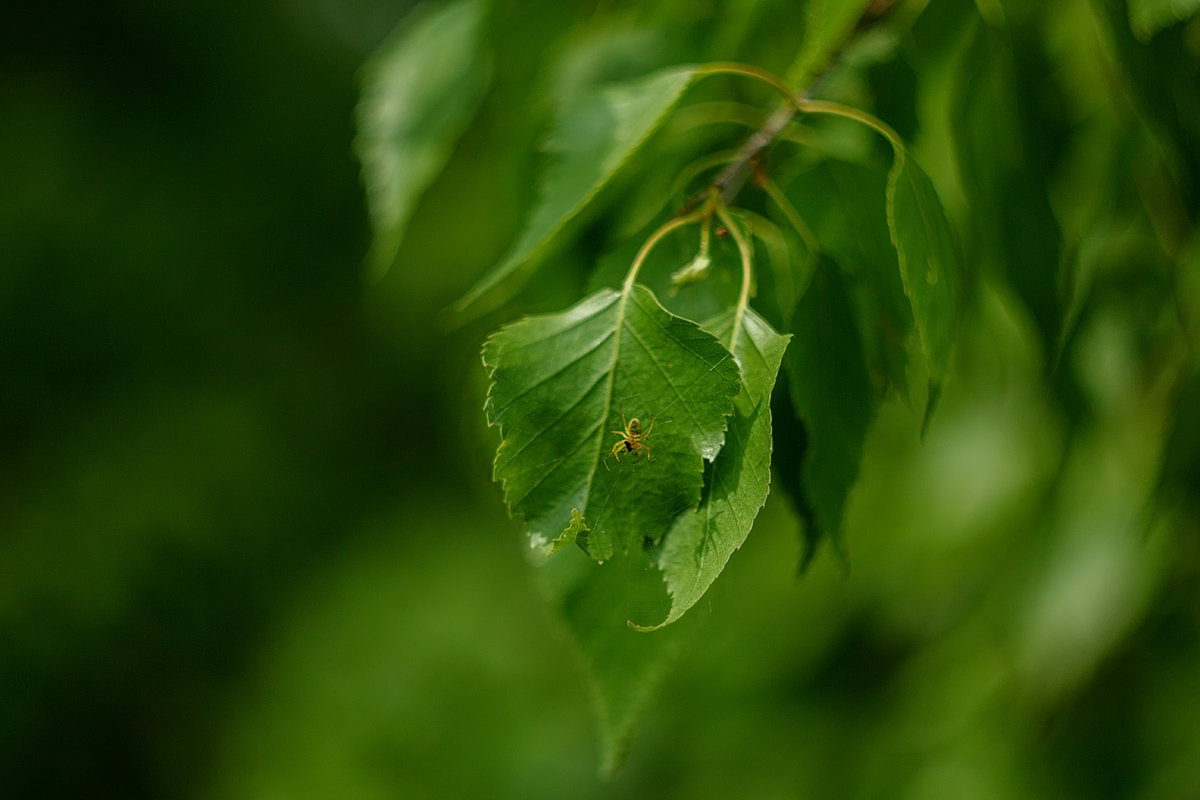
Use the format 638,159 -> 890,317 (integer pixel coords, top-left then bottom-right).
713,202 -> 754,354
622,201 -> 715,292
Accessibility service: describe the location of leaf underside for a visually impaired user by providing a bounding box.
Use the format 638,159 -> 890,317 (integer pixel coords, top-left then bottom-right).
784,260 -> 878,557
454,66 -> 699,314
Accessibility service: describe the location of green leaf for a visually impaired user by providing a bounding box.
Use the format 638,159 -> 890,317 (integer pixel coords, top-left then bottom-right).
783,260 -> 879,557
587,211 -> 745,324
951,20 -> 1066,355
1128,0 -> 1200,40
356,0 -> 490,280
483,284 -> 741,557
784,158 -> 912,392
887,150 -> 963,385
454,66 -> 699,314
785,0 -> 876,89
637,307 -> 789,629
539,545 -> 694,777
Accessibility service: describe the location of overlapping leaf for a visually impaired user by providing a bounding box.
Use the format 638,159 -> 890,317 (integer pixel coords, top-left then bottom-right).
483,284 -> 741,556
784,158 -> 912,392
455,67 -> 699,313
887,150 -> 963,386
639,307 -> 789,629
784,260 -> 877,558
356,0 -> 490,279
542,545 -> 693,777
951,20 -> 1065,355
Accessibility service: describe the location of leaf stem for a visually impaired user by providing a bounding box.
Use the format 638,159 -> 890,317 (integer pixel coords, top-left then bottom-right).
794,99 -> 903,157
686,62 -> 906,208
714,202 -> 754,354
695,62 -> 803,106
623,201 -> 714,293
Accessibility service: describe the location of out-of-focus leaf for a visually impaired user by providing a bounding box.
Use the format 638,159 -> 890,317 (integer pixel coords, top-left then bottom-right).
785,158 -> 912,392
587,212 -> 744,325
887,149 -> 963,388
786,0 -> 877,89
482,284 -> 740,557
1094,0 -> 1200,215
639,308 -> 789,629
454,67 -> 699,313
783,260 -> 878,556
356,0 -> 490,279
1128,0 -> 1200,40
951,19 -> 1066,356
531,543 -> 695,778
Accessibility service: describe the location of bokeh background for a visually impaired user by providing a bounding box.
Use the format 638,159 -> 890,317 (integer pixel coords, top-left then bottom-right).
4,1 -> 1200,798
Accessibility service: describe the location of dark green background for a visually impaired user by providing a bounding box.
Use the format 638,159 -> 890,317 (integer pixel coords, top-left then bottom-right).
4,1 -> 1200,798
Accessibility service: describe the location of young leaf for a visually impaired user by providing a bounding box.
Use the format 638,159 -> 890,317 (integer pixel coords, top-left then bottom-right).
356,0 -> 490,279
454,66 -> 699,314
783,260 -> 878,557
638,307 -> 789,629
887,150 -> 962,386
483,284 -> 741,557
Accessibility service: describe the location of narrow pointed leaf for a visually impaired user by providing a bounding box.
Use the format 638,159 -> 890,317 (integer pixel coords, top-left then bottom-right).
455,66 -> 699,313
783,261 -> 879,557
356,0 -> 490,279
785,159 -> 912,392
887,151 -> 963,383
638,308 -> 789,629
951,22 -> 1065,355
483,284 -> 741,556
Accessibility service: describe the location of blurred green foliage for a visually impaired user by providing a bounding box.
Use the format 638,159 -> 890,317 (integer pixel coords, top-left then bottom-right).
3,1 -> 1200,799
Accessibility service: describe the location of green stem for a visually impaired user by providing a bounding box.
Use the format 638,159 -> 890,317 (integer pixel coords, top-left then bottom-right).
623,202 -> 713,293
714,202 -> 754,354
688,62 -> 906,206
695,62 -> 804,104
795,98 -> 903,156
700,62 -> 903,153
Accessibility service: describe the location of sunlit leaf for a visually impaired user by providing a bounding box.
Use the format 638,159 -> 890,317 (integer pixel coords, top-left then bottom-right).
454,66 -> 699,313
483,284 -> 741,556
356,0 -> 490,279
639,307 -> 789,629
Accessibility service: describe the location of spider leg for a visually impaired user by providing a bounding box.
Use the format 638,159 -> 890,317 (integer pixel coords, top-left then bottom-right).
644,416 -> 655,435
610,440 -> 623,461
